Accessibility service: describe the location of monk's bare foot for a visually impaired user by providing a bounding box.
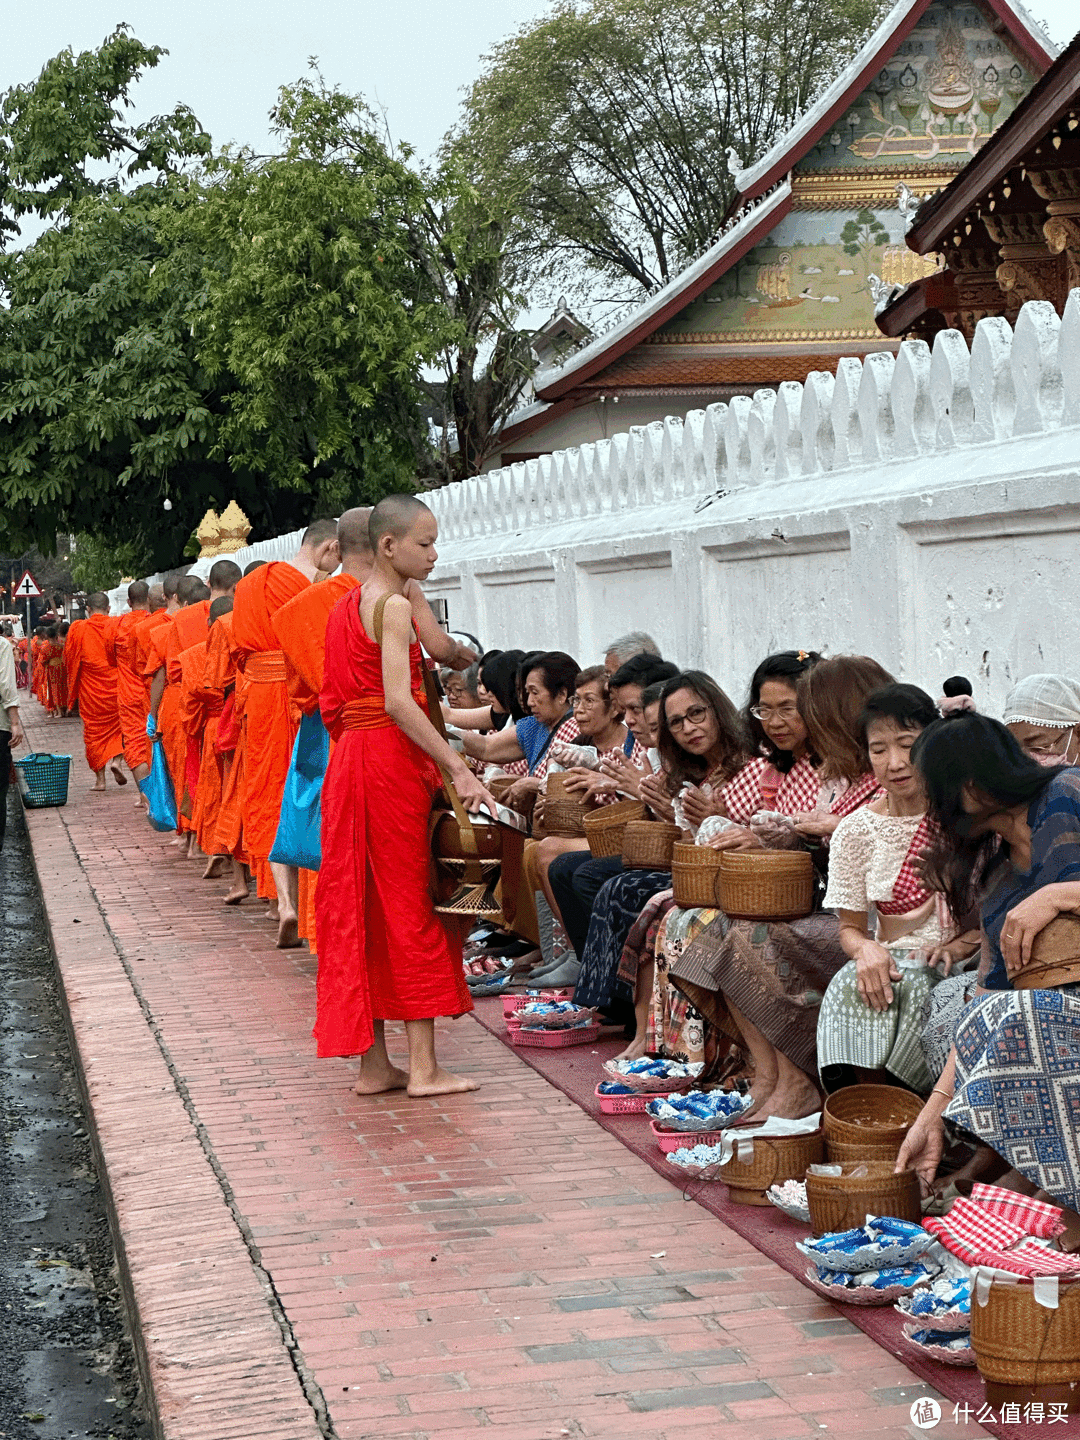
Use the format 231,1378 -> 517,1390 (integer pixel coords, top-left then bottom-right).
202,855 -> 227,879
614,1033 -> 648,1062
223,882 -> 248,905
108,759 -> 127,786
91,781 -> 106,792
353,1065 -> 409,1095
407,1068 -> 480,1098
267,901 -> 280,923
276,915 -> 301,948
133,795 -> 148,810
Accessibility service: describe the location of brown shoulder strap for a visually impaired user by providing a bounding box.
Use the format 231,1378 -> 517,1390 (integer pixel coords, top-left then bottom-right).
372,593 -> 390,645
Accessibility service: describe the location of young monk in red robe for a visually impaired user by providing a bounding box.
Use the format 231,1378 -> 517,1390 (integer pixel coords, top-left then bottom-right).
42,627 -> 64,716
204,601 -> 249,904
314,495 -> 494,1097
184,596 -> 247,899
114,581 -> 151,777
66,593 -> 126,789
231,520 -> 339,946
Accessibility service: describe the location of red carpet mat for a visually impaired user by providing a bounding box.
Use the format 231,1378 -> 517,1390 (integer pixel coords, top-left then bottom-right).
470,997 -> 1044,1440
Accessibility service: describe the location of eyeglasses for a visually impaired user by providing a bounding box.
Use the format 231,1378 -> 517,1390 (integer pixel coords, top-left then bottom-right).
572,693 -> 604,710
1024,731 -> 1073,757
667,703 -> 710,733
750,703 -> 800,721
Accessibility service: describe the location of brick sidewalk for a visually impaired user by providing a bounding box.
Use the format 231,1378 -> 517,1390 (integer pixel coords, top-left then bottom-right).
19,703 -> 993,1440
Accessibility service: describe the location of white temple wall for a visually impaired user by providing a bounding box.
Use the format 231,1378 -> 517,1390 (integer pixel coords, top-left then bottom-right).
426,296 -> 1080,718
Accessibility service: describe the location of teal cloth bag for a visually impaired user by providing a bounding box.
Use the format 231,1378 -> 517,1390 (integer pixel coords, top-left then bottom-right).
269,710 -> 330,871
142,737 -> 178,833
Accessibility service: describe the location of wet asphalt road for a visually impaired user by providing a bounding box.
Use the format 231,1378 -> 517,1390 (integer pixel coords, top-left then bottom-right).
0,797 -> 150,1440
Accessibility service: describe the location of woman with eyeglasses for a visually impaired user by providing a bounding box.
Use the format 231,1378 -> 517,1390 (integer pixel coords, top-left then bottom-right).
619,650 -> 824,1065
569,671 -> 750,1025
669,655 -> 894,1122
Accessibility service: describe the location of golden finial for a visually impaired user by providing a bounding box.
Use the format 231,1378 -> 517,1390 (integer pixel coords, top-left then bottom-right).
196,508 -> 222,559
216,500 -> 252,554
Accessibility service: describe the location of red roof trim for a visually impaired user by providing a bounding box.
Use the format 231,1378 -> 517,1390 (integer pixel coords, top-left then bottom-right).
536,190 -> 793,402
743,0 -> 1054,201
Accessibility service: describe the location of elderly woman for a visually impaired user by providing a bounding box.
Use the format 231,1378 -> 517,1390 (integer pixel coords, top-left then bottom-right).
897,713 -> 1080,1245
816,685 -> 979,1096
918,672 -> 1080,1080
567,671 -> 749,1015
618,649 -> 824,1065
669,655 -> 894,1121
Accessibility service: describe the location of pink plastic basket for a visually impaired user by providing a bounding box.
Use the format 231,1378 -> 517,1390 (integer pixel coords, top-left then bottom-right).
595,1084 -> 652,1115
650,1119 -> 725,1153
511,1022 -> 601,1049
502,990 -> 573,1016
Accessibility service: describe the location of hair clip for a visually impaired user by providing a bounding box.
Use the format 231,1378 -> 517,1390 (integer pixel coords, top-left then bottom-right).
797,650 -> 809,663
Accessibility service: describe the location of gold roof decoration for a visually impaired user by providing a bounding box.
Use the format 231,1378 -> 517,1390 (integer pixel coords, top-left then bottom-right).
196,508 -> 221,559
216,500 -> 252,555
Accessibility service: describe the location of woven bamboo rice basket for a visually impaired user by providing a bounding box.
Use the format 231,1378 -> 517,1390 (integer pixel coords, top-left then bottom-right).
536,796 -> 586,839
1014,915 -> 1080,991
805,1160 -> 921,1236
720,1127 -> 825,1207
545,771 -> 573,800
717,850 -> 814,921
823,1085 -> 923,1163
971,1279 -> 1080,1412
671,843 -> 724,907
623,820 -> 681,871
584,800 -> 645,858
487,775 -> 517,803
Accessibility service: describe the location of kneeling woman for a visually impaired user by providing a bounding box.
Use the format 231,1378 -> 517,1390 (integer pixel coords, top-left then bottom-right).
897,714 -> 1080,1243
816,685 -> 977,1096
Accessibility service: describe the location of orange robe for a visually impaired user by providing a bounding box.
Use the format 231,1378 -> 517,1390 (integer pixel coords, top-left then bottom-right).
143,618 -> 180,824
204,614 -> 247,862
177,640 -> 210,838
231,563 -> 310,890
66,614 -> 123,772
165,602 -> 211,831
271,573 -> 360,953
31,637 -> 46,701
114,608 -> 150,771
62,623 -> 84,710
43,640 -> 65,714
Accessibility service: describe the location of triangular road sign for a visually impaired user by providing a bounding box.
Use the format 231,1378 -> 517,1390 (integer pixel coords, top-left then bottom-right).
13,570 -> 42,598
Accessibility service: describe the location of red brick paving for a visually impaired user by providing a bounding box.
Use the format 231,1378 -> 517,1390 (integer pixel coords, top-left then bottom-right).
19,703 -> 995,1440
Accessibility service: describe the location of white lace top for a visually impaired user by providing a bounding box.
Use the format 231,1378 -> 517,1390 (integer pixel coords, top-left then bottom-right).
824,807 -> 946,953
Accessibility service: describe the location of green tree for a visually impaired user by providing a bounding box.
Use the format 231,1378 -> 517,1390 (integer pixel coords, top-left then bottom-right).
841,206 -> 890,285
452,0 -> 888,303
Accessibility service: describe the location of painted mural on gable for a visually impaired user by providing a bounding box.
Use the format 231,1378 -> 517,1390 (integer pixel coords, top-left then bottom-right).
661,0 -> 1037,343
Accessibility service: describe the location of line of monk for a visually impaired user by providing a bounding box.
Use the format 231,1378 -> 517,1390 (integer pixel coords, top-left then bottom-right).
46,505 -> 483,1095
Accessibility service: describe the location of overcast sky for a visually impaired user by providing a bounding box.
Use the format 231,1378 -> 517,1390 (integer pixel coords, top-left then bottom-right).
6,0 -> 1078,166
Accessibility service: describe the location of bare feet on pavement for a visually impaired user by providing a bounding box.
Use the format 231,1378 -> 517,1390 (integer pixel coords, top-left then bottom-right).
407,1068 -> 480,1097
353,1064 -> 410,1095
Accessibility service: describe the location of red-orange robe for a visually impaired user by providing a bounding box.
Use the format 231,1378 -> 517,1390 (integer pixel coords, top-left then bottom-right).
143,617 -> 180,824
114,608 -> 150,772
43,640 -> 65,714
313,591 -> 470,1057
204,614 -> 247,862
177,639 -> 210,837
31,636 -> 45,702
62,623 -> 84,710
66,614 -> 123,773
165,602 -> 211,832
16,636 -> 28,688
231,563 -> 310,889
271,574 -> 360,953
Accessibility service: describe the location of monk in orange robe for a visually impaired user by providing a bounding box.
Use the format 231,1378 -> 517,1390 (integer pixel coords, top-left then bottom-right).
114,580 -> 153,779
65,592 -> 126,789
42,627 -> 65,715
231,520 -> 340,946
314,495 -> 494,1096
15,634 -> 28,689
204,604 -> 250,903
32,629 -> 47,703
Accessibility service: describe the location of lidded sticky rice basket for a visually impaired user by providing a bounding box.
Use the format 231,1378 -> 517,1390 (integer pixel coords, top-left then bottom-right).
671,842 -> 723,907
717,850 -> 814,921
823,1084 -> 923,1164
584,800 -> 645,858
805,1161 -> 921,1236
1014,915 -> 1080,990
623,820 -> 681,871
720,1126 -> 825,1207
971,1276 -> 1080,1414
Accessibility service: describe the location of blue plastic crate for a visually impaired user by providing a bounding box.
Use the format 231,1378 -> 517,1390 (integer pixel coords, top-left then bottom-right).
15,752 -> 72,808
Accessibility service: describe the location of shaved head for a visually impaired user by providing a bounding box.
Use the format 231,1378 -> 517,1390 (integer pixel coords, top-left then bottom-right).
87,591 -> 110,614
209,596 -> 233,625
148,585 -> 166,612
369,494 -> 431,549
128,580 -> 149,608
244,560 -> 267,576
208,559 -> 242,593
162,570 -> 184,600
177,575 -> 210,605
301,517 -> 338,549
337,507 -> 373,560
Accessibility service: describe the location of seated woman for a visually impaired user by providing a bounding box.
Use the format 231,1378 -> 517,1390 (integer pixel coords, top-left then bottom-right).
620,649 -> 825,1065
918,672 -> 1080,1080
669,655 -> 893,1121
457,652 -> 580,814
570,671 -> 749,1022
816,684 -> 979,1096
520,667 -> 645,985
897,713 -> 1080,1246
